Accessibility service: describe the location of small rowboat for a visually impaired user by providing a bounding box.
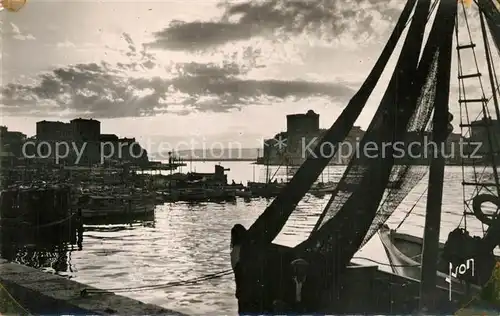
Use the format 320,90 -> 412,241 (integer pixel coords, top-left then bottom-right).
378,224 -> 496,294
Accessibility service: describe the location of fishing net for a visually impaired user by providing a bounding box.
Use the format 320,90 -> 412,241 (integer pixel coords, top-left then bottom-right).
478,0 -> 500,54
299,0 -> 457,265
246,0 -> 419,246
309,0 -> 434,235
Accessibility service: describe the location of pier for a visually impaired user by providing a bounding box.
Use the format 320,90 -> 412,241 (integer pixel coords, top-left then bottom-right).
0,259 -> 186,315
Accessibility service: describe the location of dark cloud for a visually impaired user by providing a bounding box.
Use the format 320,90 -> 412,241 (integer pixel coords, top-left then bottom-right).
148,0 -> 404,51
149,21 -> 254,51
1,58 -> 354,118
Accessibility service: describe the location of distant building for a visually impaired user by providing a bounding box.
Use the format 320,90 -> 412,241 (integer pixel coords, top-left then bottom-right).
470,118 -> 500,153
34,118 -> 148,166
35,118 -> 101,164
0,126 -> 26,165
70,118 -> 101,164
260,110 -> 472,166
36,121 -> 72,141
261,110 -> 359,165
99,134 -> 148,164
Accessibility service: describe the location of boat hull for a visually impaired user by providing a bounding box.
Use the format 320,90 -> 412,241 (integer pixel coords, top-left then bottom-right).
81,203 -> 155,219
378,224 -> 495,294
235,242 -> 491,314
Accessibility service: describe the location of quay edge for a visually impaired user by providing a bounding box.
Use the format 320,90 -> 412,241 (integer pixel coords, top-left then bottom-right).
0,259 -> 187,315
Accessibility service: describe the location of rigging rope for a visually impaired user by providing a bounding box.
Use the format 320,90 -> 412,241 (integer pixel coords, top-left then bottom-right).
395,187 -> 428,231
80,269 -> 233,295
0,282 -> 31,315
0,213 -> 75,229
79,256 -> 419,296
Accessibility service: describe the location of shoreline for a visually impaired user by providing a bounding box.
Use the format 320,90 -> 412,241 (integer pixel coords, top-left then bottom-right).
0,259 -> 187,315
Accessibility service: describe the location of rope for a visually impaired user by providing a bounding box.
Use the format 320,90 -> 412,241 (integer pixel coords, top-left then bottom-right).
36,213 -> 75,228
79,255 -> 421,297
0,282 -> 31,315
454,262 -> 499,315
395,187 -> 428,231
0,213 -> 76,229
351,256 -> 420,267
80,269 -> 233,296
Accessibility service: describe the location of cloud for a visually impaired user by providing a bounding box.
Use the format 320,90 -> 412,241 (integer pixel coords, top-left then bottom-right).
1,33 -> 354,118
148,0 -> 404,51
56,40 -> 76,48
0,61 -> 354,118
9,22 -> 35,41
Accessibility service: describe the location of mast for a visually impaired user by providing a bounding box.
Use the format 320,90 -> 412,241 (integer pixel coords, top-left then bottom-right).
419,0 -> 456,311
481,10 -> 500,120
266,152 -> 270,184
480,10 -> 500,193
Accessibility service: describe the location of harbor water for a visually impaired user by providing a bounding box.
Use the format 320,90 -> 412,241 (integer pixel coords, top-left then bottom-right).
2,162 -> 494,315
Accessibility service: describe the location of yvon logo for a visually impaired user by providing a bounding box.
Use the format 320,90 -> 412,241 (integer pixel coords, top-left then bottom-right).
0,0 -> 26,12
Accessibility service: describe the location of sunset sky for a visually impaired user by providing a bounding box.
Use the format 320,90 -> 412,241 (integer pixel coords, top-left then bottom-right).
0,0 -> 498,150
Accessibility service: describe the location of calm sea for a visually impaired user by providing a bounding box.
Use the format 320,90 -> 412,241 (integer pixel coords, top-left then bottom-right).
9,162 -> 497,315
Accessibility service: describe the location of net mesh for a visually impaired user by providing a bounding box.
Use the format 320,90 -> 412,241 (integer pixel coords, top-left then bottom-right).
246,0 -> 419,246
300,0 -> 457,263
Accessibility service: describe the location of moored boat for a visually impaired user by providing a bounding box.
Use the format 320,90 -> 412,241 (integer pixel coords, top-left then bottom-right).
232,0 -> 500,313
378,224 -> 498,294
80,194 -> 155,220
234,187 -> 252,198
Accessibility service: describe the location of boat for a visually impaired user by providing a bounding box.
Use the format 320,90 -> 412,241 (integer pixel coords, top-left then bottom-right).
171,186 -> 237,202
379,224 -> 500,293
247,181 -> 285,198
232,0 -> 500,314
205,187 -> 236,201
234,187 -> 252,198
80,194 -> 155,220
174,188 -> 207,202
156,190 -> 180,202
378,0 -> 500,302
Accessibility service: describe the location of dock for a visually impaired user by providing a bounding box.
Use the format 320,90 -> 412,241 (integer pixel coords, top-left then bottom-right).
0,259 -> 187,315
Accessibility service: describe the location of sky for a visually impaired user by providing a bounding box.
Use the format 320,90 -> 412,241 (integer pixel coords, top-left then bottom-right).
0,0 -> 499,151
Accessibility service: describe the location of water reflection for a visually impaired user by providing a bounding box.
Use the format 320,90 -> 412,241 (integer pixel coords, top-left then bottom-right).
1,164 -> 496,315
0,212 -> 156,279
1,223 -> 79,277
84,212 -> 156,226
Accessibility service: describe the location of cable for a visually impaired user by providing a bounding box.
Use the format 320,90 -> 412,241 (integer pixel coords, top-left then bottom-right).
36,213 -> 75,228
81,255 -> 421,297
0,282 -> 31,315
395,187 -> 428,231
454,262 -> 499,315
81,269 -> 233,296
352,256 -> 420,267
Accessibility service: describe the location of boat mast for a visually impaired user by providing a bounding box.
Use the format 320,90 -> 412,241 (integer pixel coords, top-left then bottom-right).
419,0 -> 456,311
266,152 -> 270,184
479,10 -> 500,193
480,10 -> 500,120
285,153 -> 289,182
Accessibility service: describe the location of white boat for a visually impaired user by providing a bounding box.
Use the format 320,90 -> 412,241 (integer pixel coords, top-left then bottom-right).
378,224 -> 498,294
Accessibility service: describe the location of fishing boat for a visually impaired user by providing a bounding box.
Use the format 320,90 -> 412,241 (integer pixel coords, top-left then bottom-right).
378,0 -> 500,301
379,224 -> 500,293
247,181 -> 285,197
234,187 -> 252,198
233,0 -> 500,314
171,186 -> 237,202
80,194 -> 155,220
